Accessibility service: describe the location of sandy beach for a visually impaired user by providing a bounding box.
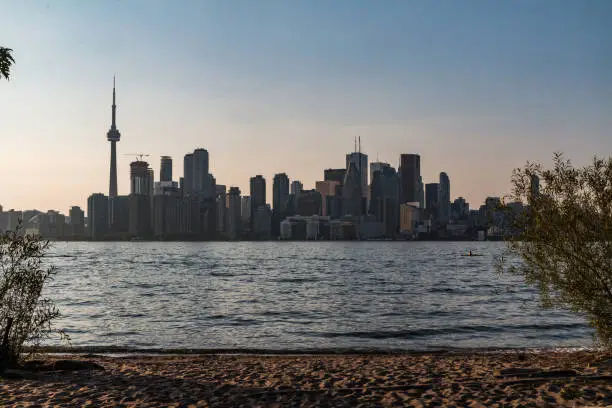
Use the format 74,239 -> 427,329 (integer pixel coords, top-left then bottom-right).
1,350 -> 611,407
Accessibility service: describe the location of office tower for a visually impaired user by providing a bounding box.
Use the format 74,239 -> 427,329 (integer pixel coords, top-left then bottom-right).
369,166 -> 399,237
324,168 -> 346,185
370,162 -> 391,188
425,183 -> 439,220
87,193 -> 109,240
107,77 -> 121,199
342,162 -> 364,217
69,206 -> 85,237
346,153 -> 368,196
216,184 -> 227,236
192,148 -> 210,196
153,183 -> 182,239
290,180 -> 303,196
452,197 -> 469,221
250,175 -> 266,223
241,196 -> 251,224
160,156 -> 172,182
252,204 -> 272,240
183,153 -> 194,196
418,176 -> 424,210
129,160 -> 153,238
296,190 -> 322,216
438,172 -> 451,224
110,195 -> 130,234
227,187 -> 242,240
273,173 -> 290,213
399,154 -> 421,205
315,180 -> 340,216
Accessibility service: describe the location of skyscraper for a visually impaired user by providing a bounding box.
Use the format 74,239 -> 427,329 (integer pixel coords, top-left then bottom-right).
346,153 -> 368,196
192,148 -> 211,196
370,162 -> 391,188
250,175 -> 266,227
107,77 -> 121,199
160,156 -> 172,182
273,173 -> 290,213
290,180 -> 303,196
227,187 -> 242,240
87,193 -> 109,240
425,183 -> 439,220
399,154 -> 420,205
183,153 -> 193,196
129,160 -> 153,238
438,172 -> 451,224
324,168 -> 346,185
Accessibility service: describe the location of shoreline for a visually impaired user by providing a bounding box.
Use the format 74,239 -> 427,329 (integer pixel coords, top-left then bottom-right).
3,350 -> 611,406
33,344 -> 599,356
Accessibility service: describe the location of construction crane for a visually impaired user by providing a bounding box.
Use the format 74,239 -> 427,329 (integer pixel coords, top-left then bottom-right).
124,153 -> 151,162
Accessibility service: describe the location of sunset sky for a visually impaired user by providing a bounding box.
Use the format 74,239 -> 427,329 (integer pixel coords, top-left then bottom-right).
1,0 -> 611,213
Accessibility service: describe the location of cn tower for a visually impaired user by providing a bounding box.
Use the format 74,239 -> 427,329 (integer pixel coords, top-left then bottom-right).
107,76 -> 121,198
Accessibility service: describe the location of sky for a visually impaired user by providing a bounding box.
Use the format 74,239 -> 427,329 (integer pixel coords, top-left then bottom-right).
1,0 -> 611,213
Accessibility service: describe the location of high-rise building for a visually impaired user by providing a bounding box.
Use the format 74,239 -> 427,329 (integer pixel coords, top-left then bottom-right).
290,180 -> 303,196
438,172 -> 451,224
252,204 -> 272,240
425,183 -> 439,220
153,185 -> 182,239
216,184 -> 227,236
69,206 -> 85,237
87,193 -> 109,240
273,173 -> 290,213
250,175 -> 266,222
324,168 -> 346,185
346,152 -> 368,196
296,190 -> 322,216
315,180 -> 340,217
370,162 -> 391,188
241,196 -> 251,224
160,156 -> 172,182
227,187 -> 242,240
106,77 -> 121,199
192,148 -> 211,196
129,160 -> 153,238
342,162 -> 364,217
399,154 -> 420,205
183,153 -> 193,196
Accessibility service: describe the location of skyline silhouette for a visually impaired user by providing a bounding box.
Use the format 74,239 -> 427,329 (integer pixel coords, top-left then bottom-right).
1,1 -> 611,211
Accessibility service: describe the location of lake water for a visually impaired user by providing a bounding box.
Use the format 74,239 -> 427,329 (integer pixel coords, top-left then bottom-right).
44,241 -> 592,352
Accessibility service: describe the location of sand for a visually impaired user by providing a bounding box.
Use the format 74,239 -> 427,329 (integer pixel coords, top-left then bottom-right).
1,350 -> 611,407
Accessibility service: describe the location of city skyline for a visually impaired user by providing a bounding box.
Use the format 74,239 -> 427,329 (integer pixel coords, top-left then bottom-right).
2,1 -> 611,212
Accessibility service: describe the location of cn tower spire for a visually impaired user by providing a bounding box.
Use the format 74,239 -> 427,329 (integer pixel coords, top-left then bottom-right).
107,76 -> 121,199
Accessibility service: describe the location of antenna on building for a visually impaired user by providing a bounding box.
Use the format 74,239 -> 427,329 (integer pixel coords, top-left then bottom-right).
354,136 -> 357,153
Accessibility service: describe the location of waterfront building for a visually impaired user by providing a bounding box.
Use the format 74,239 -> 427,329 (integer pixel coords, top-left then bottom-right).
342,162 -> 364,217
346,151 -> 368,196
87,193 -> 109,240
227,187 -> 242,240
425,183 -> 439,220
438,172 -> 451,224
69,206 -> 85,237
324,168 -> 346,185
399,154 -> 421,205
296,189 -> 322,216
216,184 -> 227,236
252,204 -> 272,240
400,202 -> 420,237
129,160 -> 153,238
160,156 -> 172,182
369,162 -> 390,188
250,175 -> 266,227
273,173 -> 290,213
315,180 -> 339,217
241,196 -> 251,225
183,153 -> 194,196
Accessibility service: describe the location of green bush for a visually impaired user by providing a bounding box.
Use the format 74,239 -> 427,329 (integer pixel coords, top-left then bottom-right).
499,153 -> 612,346
0,227 -> 67,369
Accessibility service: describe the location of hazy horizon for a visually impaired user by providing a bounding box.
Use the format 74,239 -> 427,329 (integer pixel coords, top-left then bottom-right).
1,0 -> 611,213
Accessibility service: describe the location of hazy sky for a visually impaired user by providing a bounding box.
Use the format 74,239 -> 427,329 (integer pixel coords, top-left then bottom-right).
1,0 -> 611,213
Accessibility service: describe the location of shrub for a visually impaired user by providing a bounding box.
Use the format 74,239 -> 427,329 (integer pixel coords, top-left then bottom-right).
499,153 -> 612,346
0,226 -> 67,369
